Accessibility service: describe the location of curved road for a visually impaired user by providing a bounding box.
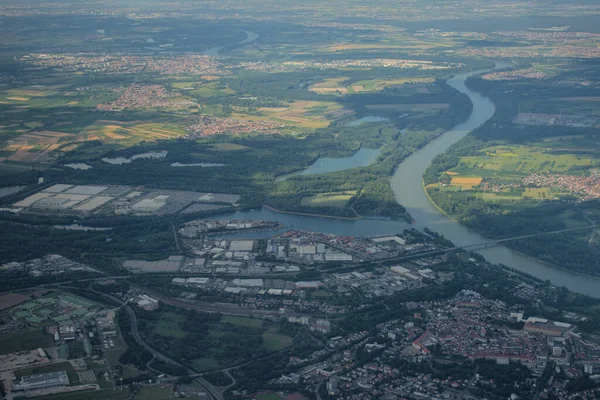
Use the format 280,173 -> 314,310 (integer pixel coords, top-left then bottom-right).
92,290 -> 225,400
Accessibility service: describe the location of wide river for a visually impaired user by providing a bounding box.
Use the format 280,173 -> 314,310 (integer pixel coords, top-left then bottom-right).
215,65 -> 600,297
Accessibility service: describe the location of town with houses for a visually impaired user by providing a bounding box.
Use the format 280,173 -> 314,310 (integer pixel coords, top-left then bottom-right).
477,169 -> 600,201
0,218 -> 599,400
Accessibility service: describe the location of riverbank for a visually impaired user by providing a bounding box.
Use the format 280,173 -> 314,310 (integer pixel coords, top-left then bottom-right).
424,184 -> 600,281
389,62 -> 600,297
262,205 -> 361,221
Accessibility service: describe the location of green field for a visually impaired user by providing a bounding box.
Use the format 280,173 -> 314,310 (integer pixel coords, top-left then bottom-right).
133,387 -> 173,400
255,392 -> 283,400
454,145 -> 593,177
222,315 -> 264,329
300,192 -> 355,208
155,312 -> 187,339
0,329 -> 54,354
27,389 -> 129,400
262,328 -> 293,351
191,357 -> 222,372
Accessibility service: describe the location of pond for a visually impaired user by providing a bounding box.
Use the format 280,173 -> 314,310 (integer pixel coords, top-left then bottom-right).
276,147 -> 381,181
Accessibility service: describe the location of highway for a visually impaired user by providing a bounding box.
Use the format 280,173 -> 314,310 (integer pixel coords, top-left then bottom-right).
90,289 -> 226,400
371,224 -> 599,266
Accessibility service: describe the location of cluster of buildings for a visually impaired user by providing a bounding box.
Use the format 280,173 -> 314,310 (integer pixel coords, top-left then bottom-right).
20,53 -> 226,76
514,113 -> 598,128
483,68 -> 549,81
269,231 -> 421,263
452,44 -> 600,59
495,30 -> 600,44
12,370 -> 70,392
0,291 -> 126,398
132,294 -> 160,311
0,254 -> 98,277
329,266 -> 433,299
286,331 -> 371,368
287,316 -> 332,333
243,293 -> 349,315
270,290 -> 600,399
184,237 -> 259,262
178,219 -> 281,238
96,84 -> 196,111
186,115 -> 287,137
237,59 -> 461,73
522,169 -> 600,201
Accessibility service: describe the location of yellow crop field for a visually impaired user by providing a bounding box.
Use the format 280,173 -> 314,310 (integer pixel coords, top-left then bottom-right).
308,78 -> 349,95
451,176 -> 483,189
78,121 -> 186,143
245,101 -> 345,129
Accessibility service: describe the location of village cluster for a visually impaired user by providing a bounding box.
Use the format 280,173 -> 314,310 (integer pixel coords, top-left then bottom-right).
20,53 -> 226,76
96,84 -> 196,111
238,59 -> 462,73
185,116 -> 288,137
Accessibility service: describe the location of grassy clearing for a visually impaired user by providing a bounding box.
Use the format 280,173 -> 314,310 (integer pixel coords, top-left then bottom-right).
308,77 -> 349,95
133,387 -> 173,400
262,328 -> 293,351
191,357 -> 222,372
300,192 -> 355,208
106,349 -> 125,365
155,312 -> 187,339
522,187 -> 550,199
27,389 -> 129,400
0,329 -> 54,354
478,192 -> 523,202
221,315 -> 264,329
210,142 -> 250,151
458,145 -> 593,176
242,100 -> 344,129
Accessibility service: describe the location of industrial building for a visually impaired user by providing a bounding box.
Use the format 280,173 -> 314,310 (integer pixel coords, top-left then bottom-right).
390,265 -> 421,280
12,371 -> 69,392
523,317 -> 572,337
325,252 -> 353,262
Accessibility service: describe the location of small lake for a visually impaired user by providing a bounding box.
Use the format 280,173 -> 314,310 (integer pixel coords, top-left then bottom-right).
171,162 -> 227,168
345,116 -> 390,127
276,147 -> 381,181
102,151 -> 168,165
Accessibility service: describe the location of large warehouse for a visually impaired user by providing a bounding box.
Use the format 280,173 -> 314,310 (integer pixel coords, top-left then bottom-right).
12,371 -> 70,391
